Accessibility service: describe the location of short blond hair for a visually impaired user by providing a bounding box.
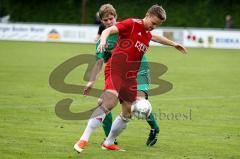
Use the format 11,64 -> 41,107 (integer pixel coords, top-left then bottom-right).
147,4 -> 166,21
99,4 -> 117,19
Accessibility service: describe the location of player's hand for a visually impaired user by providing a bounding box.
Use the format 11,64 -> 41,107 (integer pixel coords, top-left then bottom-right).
174,43 -> 187,54
83,81 -> 94,96
97,41 -> 107,52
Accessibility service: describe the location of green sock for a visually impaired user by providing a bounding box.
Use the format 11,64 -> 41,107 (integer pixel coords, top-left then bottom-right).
146,112 -> 160,132
102,112 -> 113,137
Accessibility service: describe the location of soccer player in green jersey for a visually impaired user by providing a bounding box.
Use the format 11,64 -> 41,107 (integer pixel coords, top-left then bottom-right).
83,4 -> 159,146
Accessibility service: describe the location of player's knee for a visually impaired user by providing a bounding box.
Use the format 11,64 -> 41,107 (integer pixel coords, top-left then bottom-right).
101,94 -> 118,110
108,98 -> 118,107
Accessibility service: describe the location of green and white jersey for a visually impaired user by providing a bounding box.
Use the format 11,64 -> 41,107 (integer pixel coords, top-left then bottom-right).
95,34 -> 150,92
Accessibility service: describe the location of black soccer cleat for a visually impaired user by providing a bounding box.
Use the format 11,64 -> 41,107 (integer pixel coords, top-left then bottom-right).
146,129 -> 159,146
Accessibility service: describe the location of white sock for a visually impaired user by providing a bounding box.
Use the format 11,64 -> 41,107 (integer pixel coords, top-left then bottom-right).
104,115 -> 129,146
80,106 -> 106,141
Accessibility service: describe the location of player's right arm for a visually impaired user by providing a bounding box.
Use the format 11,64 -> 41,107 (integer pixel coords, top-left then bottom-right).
98,26 -> 119,52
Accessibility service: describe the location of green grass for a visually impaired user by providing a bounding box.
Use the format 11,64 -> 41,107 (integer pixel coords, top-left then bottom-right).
0,41 -> 240,159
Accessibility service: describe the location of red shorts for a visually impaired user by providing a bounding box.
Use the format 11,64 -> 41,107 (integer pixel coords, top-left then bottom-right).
104,56 -> 137,103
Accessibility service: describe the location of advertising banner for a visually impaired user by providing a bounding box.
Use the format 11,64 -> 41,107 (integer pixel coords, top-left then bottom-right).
0,23 -> 239,49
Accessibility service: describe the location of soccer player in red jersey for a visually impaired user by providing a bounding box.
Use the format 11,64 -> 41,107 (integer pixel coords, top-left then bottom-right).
74,4 -> 187,152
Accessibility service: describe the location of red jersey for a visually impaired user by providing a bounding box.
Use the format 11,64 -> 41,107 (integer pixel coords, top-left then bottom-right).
113,18 -> 152,61
104,18 -> 152,102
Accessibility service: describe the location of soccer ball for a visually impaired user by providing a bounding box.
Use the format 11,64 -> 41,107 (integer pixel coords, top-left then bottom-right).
131,98 -> 152,119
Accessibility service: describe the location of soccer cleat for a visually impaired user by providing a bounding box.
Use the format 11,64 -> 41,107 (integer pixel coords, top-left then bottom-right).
146,129 -> 159,146
73,140 -> 88,153
102,138 -> 118,145
101,143 -> 125,151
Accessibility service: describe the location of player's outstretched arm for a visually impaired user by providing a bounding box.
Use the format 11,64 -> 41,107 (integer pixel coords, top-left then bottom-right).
151,34 -> 187,54
98,26 -> 119,52
83,59 -> 104,96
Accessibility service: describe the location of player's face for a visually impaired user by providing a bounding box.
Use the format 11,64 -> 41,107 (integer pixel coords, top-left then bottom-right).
101,15 -> 116,28
144,15 -> 163,31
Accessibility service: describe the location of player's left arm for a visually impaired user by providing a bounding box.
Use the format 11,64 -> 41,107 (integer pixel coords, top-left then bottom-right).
151,34 -> 187,54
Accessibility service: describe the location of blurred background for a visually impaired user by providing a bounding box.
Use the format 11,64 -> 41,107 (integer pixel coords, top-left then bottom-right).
0,0 -> 239,28
0,1 -> 240,159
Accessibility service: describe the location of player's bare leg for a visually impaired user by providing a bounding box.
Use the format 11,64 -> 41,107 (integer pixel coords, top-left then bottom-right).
74,90 -> 118,153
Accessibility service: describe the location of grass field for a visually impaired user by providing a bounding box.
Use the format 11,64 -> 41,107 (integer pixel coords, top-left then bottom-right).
0,40 -> 240,159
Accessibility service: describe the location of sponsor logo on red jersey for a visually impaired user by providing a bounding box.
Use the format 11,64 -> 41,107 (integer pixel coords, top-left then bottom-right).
135,40 -> 148,53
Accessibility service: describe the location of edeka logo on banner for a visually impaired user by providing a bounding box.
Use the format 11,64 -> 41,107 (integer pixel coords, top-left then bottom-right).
216,37 -> 240,44
214,33 -> 240,48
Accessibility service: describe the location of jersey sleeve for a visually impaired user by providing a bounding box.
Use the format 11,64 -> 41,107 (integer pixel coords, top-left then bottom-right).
115,18 -> 133,37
